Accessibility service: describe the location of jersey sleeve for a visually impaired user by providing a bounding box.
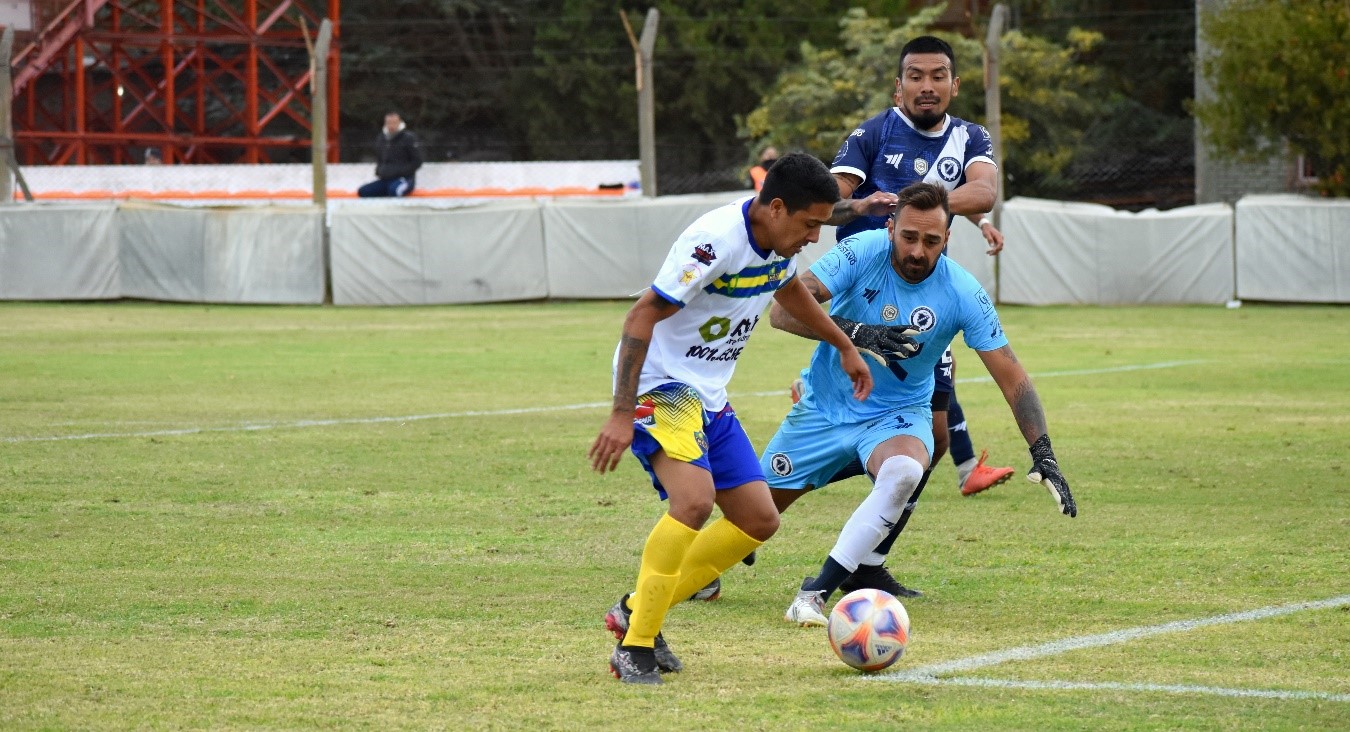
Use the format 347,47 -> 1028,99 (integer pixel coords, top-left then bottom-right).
957,271 -> 1008,352
963,121 -> 997,170
649,228 -> 729,307
830,115 -> 883,184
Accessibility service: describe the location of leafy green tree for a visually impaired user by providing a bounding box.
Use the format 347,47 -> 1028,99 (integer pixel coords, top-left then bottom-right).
742,8 -> 1109,199
1194,0 -> 1350,196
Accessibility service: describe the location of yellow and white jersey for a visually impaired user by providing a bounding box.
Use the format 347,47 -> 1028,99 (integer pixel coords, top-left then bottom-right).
615,196 -> 797,412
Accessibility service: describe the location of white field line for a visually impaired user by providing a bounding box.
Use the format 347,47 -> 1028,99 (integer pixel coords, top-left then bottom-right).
873,594 -> 1350,702
888,676 -> 1350,703
4,359 -> 1202,444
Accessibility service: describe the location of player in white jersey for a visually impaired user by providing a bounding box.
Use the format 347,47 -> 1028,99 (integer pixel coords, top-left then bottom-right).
588,153 -> 873,684
756,183 -> 1077,627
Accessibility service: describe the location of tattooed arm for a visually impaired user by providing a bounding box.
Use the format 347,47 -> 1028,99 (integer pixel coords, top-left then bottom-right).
977,345 -> 1048,444
978,344 -> 1078,517
589,291 -> 679,473
768,271 -> 834,339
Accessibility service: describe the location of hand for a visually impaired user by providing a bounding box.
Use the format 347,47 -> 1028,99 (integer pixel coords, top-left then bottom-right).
852,191 -> 898,218
589,411 -> 635,474
979,219 -> 1005,255
1027,434 -> 1077,517
837,348 -> 873,402
830,316 -> 921,367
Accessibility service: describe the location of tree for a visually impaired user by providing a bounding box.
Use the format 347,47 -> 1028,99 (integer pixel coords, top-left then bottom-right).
1194,0 -> 1350,196
741,8 -> 1110,200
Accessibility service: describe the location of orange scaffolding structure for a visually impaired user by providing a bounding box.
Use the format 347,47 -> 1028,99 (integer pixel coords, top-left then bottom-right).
9,0 -> 339,165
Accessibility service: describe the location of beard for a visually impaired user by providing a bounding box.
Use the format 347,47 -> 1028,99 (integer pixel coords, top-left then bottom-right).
902,98 -> 946,131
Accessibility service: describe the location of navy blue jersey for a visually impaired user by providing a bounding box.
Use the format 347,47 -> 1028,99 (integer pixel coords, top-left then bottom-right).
831,110 -> 996,240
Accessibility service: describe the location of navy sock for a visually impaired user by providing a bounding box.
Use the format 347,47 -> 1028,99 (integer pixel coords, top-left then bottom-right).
948,392 -> 976,466
870,470 -> 930,559
804,557 -> 853,600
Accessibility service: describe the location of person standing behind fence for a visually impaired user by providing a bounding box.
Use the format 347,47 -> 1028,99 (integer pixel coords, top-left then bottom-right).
357,112 -> 423,198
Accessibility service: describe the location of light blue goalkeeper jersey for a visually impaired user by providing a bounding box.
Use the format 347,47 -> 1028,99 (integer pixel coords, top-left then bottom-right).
800,229 -> 1008,424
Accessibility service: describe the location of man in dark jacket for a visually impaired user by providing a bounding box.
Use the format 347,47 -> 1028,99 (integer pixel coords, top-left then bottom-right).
358,112 -> 423,197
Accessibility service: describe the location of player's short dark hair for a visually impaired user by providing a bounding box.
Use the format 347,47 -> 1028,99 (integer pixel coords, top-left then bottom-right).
896,182 -> 950,219
899,35 -> 956,77
757,152 -> 839,212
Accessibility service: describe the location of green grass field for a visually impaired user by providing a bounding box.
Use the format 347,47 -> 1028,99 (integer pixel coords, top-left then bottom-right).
1,301 -> 1347,730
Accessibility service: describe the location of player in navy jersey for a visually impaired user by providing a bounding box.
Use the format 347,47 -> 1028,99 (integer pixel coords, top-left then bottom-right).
781,35 -> 1017,598
589,153 -> 873,684
760,183 -> 1077,626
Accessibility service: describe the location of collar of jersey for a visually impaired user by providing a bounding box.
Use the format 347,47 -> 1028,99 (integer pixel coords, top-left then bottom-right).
890,107 -> 950,138
741,197 -> 772,259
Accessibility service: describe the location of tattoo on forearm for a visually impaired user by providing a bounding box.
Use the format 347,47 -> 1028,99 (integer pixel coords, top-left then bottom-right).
1010,379 -> 1048,443
612,334 -> 647,410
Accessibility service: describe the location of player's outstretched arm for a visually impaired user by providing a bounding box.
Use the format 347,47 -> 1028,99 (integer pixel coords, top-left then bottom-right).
588,292 -> 677,474
977,344 -> 1078,518
773,277 -> 872,401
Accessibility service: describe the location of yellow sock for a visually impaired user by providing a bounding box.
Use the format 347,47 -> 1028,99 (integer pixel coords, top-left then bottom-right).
624,513 -> 698,648
667,517 -> 764,611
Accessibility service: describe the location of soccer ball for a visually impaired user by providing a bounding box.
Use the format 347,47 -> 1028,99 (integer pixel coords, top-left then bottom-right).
827,588 -> 910,672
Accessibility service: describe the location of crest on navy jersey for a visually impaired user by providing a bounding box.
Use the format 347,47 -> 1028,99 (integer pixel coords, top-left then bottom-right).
913,157 -> 929,176
909,305 -> 937,332
936,157 -> 962,182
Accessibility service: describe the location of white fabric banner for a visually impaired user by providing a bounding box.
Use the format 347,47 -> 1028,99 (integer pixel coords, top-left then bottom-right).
330,201 -> 547,305
1236,195 -> 1350,303
999,198 -> 1234,305
543,192 -> 747,298
0,204 -> 119,300
118,203 -> 324,303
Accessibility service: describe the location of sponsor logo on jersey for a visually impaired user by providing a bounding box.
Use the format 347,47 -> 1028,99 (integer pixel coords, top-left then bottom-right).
976,288 -> 994,315
863,288 -> 880,304
884,153 -> 904,168
909,305 -> 937,332
769,452 -> 793,476
851,128 -> 865,137
698,316 -> 732,342
893,414 -> 913,429
913,157 -> 929,176
936,156 -> 962,182
695,430 -> 709,454
881,304 -> 899,321
679,264 -> 701,285
692,242 -> 717,265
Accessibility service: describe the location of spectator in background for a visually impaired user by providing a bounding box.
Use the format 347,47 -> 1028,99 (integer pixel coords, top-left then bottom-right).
358,112 -> 423,198
144,148 -> 163,165
748,145 -> 779,191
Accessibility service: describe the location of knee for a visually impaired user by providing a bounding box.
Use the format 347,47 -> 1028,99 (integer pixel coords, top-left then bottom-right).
669,496 -> 715,529
873,455 -> 924,509
742,510 -> 780,543
931,429 -> 950,465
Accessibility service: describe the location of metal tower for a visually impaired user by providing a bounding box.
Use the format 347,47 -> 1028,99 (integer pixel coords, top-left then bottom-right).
10,0 -> 340,165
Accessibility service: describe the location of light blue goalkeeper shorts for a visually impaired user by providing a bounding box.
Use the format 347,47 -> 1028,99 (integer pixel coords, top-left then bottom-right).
760,400 -> 933,490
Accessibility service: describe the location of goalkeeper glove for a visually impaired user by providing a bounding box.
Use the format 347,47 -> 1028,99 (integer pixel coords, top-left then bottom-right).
1028,434 -> 1077,518
830,316 -> 921,367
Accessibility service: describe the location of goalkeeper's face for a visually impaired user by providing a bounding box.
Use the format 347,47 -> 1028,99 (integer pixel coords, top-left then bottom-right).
887,206 -> 949,283
764,200 -> 834,258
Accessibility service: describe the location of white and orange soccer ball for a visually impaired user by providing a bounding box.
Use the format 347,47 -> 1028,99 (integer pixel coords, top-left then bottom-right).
826,588 -> 911,672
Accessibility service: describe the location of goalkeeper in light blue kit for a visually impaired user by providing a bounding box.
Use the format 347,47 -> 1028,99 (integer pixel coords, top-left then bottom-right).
760,182 -> 1078,626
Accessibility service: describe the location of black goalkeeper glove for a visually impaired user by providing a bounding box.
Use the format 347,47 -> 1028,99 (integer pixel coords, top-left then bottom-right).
1028,434 -> 1077,518
830,316 -> 921,367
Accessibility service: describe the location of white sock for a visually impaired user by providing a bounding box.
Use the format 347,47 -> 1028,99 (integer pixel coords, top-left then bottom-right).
956,456 -> 978,486
827,455 -> 924,572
